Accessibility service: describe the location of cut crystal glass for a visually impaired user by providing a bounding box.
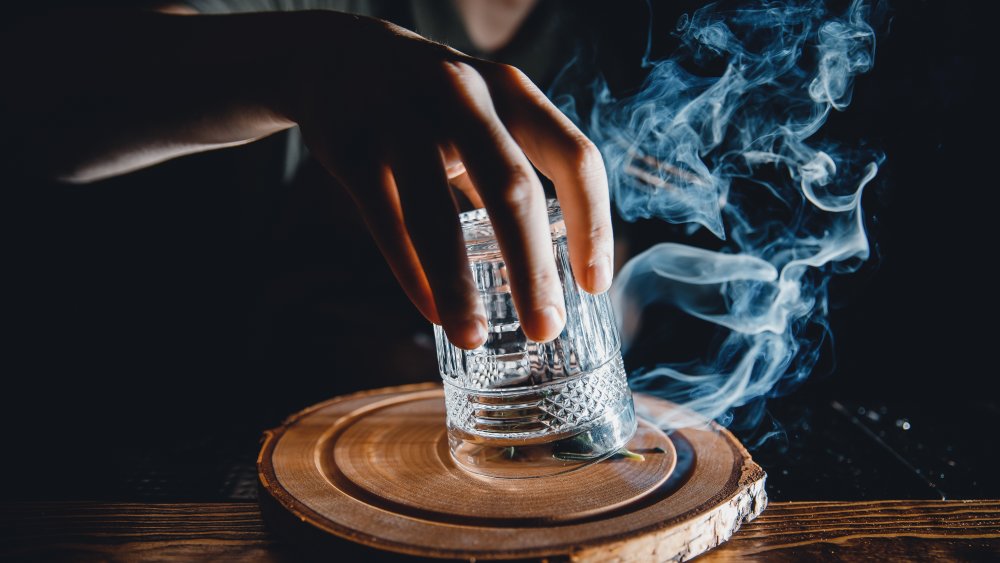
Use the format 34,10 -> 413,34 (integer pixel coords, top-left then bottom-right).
434,199 -> 636,478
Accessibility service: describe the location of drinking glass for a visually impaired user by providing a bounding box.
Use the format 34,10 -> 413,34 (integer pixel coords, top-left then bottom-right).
435,199 -> 636,478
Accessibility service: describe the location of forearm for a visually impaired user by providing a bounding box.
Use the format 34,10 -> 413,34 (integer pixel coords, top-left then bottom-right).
2,10 -> 312,182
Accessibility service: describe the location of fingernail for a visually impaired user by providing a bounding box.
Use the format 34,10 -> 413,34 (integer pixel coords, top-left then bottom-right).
587,256 -> 613,293
537,305 -> 566,341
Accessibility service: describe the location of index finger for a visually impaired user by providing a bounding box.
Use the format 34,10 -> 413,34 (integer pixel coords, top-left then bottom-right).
479,64 -> 614,295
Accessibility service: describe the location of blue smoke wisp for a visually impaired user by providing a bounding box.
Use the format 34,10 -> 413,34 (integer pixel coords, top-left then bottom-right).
558,0 -> 883,429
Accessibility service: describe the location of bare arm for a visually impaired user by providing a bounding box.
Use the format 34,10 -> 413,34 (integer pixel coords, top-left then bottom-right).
3,10 -> 296,182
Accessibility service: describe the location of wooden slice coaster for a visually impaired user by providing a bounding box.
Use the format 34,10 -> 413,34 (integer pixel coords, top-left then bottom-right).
258,383 -> 767,561
330,392 -> 675,522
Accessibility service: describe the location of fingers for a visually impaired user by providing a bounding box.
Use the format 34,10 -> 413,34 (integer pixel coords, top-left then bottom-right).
441,61 -> 566,342
350,165 -> 441,325
442,144 -> 484,208
449,167 -> 485,209
390,131 -> 487,350
480,63 -> 615,295
302,127 -> 444,327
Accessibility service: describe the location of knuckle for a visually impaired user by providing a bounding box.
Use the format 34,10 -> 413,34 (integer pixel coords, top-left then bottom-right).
439,60 -> 487,92
496,62 -> 528,84
570,136 -> 606,178
437,61 -> 493,120
588,220 -> 614,244
485,62 -> 537,96
497,169 -> 538,209
439,59 -> 472,80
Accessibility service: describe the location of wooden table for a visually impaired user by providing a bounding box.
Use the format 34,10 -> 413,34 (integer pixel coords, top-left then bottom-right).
2,500 -> 998,561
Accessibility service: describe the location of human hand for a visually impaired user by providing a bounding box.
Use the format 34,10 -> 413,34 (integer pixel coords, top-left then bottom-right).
275,12 -> 613,349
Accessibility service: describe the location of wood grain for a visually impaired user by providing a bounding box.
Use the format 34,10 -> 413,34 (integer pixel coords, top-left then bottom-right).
0,502 -> 294,563
332,402 -> 676,522
704,499 -> 1000,561
257,383 -> 766,561
2,501 -> 998,561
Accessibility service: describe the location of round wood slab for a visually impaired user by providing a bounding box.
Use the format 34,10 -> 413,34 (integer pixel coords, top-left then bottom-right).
258,383 -> 767,561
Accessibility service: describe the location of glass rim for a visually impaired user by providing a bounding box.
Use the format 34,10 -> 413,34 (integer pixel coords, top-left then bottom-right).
459,199 -> 566,258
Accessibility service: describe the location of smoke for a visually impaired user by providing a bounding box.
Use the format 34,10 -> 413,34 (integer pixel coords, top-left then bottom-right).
554,0 -> 883,430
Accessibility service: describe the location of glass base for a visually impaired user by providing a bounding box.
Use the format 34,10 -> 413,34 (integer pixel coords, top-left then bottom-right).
448,404 -> 637,478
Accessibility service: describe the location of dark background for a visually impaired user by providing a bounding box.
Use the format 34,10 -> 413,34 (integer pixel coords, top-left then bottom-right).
2,0 -> 995,503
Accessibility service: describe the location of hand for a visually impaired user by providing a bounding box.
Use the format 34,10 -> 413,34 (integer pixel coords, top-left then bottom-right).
3,9 -> 612,351
274,12 -> 614,349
